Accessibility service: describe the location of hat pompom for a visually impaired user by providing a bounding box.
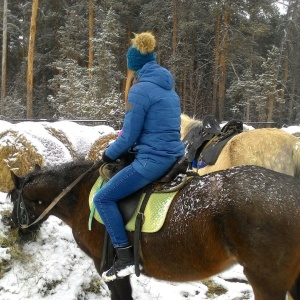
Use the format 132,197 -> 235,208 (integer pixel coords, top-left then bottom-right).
126,31 -> 157,70
131,32 -> 156,54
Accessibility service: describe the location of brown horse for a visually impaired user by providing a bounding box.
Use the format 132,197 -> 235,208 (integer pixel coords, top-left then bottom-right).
7,159 -> 300,300
181,114 -> 300,178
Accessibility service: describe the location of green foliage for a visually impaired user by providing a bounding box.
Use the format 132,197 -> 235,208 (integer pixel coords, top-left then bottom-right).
1,0 -> 299,125
227,46 -> 283,122
91,7 -> 124,127
48,58 -> 96,119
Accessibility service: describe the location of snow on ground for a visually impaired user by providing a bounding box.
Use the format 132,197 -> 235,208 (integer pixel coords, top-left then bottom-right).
0,191 -> 252,300
0,123 -> 299,299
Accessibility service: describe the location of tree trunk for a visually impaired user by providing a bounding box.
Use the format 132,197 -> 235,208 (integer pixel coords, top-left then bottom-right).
288,78 -> 295,123
88,0 -> 94,77
245,33 -> 255,122
218,0 -> 230,121
26,0 -> 39,119
281,46 -> 289,100
172,0 -> 178,75
182,70 -> 187,113
1,0 -> 8,116
267,95 -> 274,122
212,12 -> 221,117
278,0 -> 293,99
123,2 -> 133,105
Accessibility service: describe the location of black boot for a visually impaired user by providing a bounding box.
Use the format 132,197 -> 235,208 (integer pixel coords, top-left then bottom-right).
102,245 -> 135,282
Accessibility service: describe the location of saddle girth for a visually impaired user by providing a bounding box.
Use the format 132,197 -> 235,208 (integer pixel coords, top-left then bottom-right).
134,184 -> 154,277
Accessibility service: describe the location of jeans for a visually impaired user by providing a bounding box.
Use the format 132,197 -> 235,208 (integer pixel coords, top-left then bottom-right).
93,164 -> 152,248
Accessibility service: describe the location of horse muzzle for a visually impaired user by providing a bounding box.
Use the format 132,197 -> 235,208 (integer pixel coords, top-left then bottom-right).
2,213 -> 16,228
2,212 -> 40,238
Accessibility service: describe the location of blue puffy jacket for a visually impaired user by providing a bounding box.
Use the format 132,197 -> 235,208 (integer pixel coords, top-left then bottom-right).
106,61 -> 184,180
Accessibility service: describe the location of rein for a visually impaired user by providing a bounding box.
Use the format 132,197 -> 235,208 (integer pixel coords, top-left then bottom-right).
17,160 -> 103,229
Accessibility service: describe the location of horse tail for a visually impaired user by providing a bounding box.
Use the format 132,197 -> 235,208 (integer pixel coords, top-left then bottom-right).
293,141 -> 300,179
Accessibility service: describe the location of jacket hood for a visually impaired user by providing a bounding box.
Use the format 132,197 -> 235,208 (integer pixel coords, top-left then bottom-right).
137,61 -> 174,90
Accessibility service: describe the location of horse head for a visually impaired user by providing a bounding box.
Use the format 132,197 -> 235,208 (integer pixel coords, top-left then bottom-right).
7,160 -> 102,236
8,164 -> 51,235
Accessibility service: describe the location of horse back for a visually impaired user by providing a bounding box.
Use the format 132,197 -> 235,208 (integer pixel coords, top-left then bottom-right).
140,165 -> 300,288
199,128 -> 300,178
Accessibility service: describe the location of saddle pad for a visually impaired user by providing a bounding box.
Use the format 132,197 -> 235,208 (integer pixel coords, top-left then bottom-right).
88,176 -> 178,233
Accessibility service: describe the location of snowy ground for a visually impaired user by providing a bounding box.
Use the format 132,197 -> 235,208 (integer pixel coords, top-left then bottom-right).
0,190 -> 253,300
0,123 -> 299,299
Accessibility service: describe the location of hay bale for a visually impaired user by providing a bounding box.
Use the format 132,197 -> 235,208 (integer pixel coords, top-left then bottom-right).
0,120 -> 12,140
86,132 -> 118,161
0,130 -> 45,192
43,123 -> 77,159
12,122 -> 73,165
44,122 -> 115,159
0,122 -> 73,192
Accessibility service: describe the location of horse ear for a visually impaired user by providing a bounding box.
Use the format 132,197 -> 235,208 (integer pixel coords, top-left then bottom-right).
10,171 -> 21,189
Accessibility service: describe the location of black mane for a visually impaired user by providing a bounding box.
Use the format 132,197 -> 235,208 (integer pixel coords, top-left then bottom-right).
8,159 -> 97,198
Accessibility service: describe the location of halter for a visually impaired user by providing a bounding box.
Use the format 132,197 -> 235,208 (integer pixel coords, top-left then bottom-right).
16,180 -> 30,228
15,160 -> 102,229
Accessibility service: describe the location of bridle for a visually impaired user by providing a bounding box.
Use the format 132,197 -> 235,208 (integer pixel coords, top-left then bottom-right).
16,180 -> 31,229
15,160 -> 102,229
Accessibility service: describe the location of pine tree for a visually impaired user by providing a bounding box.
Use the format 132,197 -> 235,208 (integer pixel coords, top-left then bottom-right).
1,0 -> 30,119
91,7 -> 124,127
254,46 -> 283,122
226,70 -> 259,121
48,58 -> 94,119
47,5 -> 96,119
227,46 -> 283,122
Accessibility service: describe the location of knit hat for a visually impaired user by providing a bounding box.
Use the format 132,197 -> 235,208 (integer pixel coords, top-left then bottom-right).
126,32 -> 156,71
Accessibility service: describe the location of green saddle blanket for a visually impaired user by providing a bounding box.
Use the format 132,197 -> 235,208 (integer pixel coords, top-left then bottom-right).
88,176 -> 178,233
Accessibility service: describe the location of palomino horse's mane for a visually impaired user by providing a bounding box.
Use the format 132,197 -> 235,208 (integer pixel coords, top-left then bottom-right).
180,114 -> 202,140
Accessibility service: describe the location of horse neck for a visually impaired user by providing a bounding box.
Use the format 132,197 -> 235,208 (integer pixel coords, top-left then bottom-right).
44,162 -> 98,227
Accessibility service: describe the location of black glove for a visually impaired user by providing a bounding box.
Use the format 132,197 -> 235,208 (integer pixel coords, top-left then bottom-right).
102,151 -> 114,163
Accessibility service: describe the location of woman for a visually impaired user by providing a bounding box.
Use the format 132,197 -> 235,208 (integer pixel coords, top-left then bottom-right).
93,31 -> 184,282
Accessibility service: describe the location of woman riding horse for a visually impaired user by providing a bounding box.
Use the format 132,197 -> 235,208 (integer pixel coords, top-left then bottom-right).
92,31 -> 184,281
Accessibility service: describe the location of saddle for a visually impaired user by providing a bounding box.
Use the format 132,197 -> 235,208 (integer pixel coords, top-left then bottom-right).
96,156 -> 190,223
183,115 -> 221,163
95,153 -> 196,276
183,115 -> 243,168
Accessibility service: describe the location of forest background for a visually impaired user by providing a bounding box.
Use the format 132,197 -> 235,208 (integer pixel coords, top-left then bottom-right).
0,0 -> 299,129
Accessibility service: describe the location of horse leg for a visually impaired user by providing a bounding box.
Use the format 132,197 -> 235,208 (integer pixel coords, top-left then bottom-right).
244,267 -> 290,300
91,248 -> 133,299
290,275 -> 300,300
106,278 -> 133,300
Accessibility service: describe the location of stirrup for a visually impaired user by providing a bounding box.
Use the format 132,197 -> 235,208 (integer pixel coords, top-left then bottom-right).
102,262 -> 135,282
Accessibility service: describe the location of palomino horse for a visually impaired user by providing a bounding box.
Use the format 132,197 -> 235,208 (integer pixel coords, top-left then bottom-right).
181,114 -> 300,178
8,160 -> 300,300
